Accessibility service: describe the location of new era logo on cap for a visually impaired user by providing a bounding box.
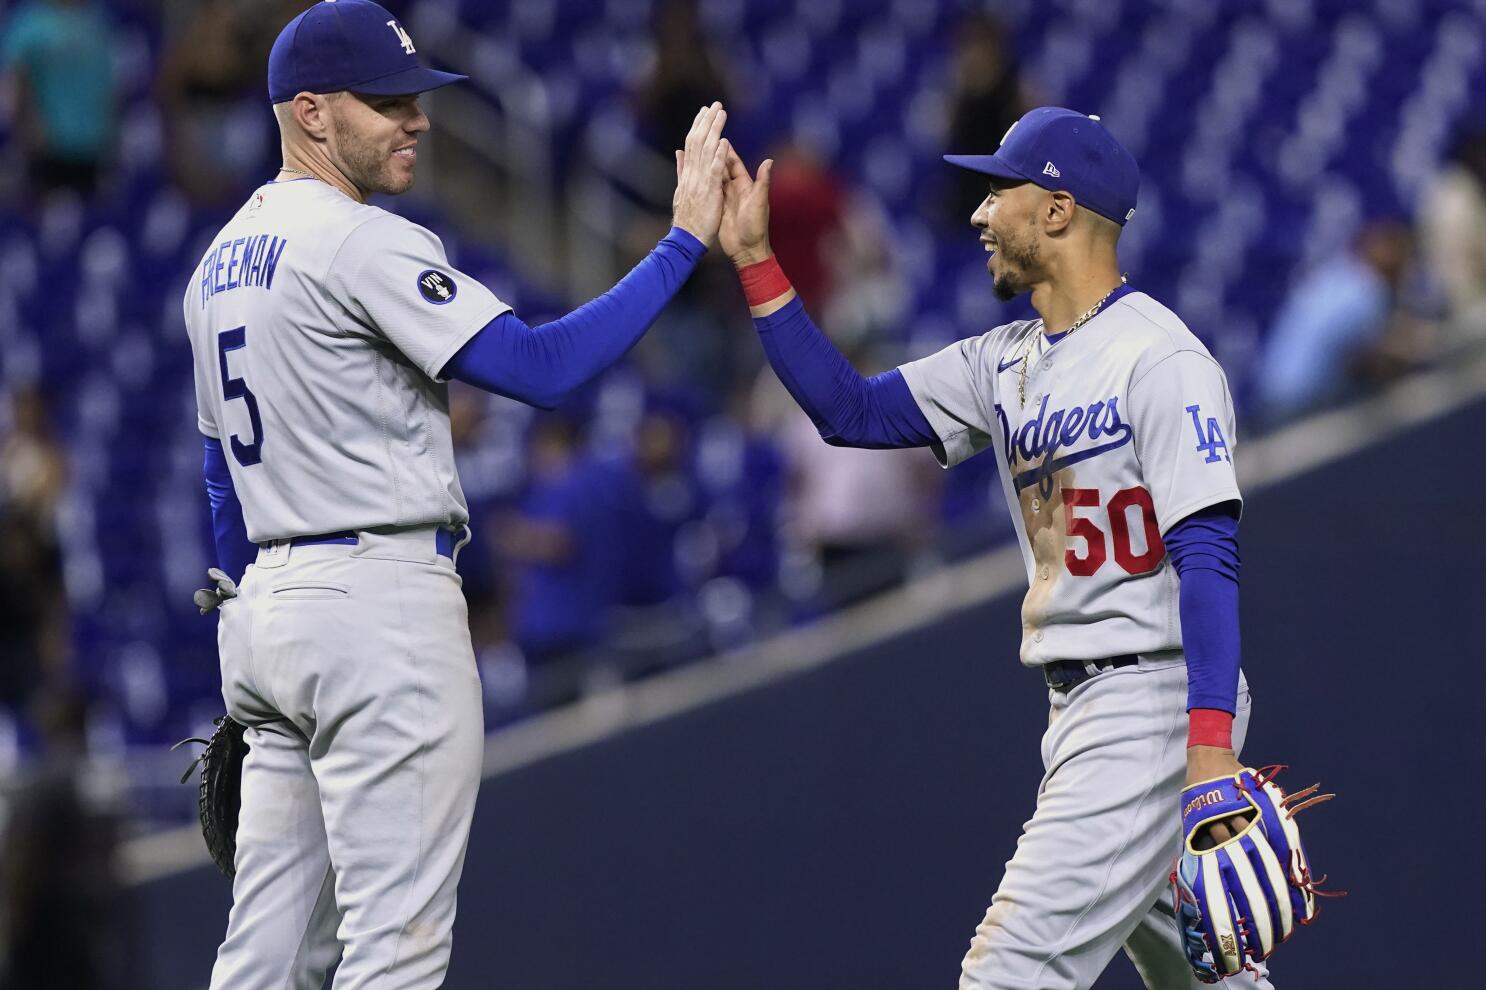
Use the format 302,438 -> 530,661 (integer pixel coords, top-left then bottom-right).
1043,161 -> 1061,178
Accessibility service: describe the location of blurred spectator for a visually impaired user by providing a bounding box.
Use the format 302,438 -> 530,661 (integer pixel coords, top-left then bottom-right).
754,344 -> 938,611
766,143 -> 849,314
447,385 -> 527,714
616,402 -> 701,609
0,0 -> 117,198
1419,125 -> 1486,337
1252,220 -> 1427,422
695,388 -> 785,592
624,215 -> 753,403
0,384 -> 65,528
497,414 -> 619,666
0,385 -> 68,713
0,512 -> 64,714
942,11 -> 1029,221
633,0 -> 733,158
155,0 -> 287,205
766,142 -> 909,356
0,690 -> 127,990
819,192 -> 910,352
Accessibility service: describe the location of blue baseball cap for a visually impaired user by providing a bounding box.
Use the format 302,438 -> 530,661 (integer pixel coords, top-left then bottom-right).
268,0 -> 467,103
944,107 -> 1140,225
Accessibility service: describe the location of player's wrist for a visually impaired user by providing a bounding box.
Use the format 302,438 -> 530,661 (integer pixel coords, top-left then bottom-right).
1186,708 -> 1235,750
730,243 -> 774,270
670,220 -> 712,248
736,253 -> 791,308
664,225 -> 708,257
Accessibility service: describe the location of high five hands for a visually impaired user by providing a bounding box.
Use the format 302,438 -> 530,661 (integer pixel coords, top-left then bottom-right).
669,103 -> 777,267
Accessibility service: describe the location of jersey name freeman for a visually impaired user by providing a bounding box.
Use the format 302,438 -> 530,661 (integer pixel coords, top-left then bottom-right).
199,234 -> 289,308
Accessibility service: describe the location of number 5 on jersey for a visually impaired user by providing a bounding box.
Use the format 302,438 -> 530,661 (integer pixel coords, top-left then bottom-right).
218,326 -> 265,466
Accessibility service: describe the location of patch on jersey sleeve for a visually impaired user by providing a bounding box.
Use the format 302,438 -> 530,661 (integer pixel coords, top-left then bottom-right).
1185,403 -> 1230,463
417,269 -> 457,305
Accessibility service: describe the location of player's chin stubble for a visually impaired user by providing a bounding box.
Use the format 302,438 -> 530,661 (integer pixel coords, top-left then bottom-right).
992,235 -> 1039,301
333,116 -> 412,197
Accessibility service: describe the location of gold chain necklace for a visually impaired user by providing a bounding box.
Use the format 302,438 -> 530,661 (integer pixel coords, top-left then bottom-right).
1017,275 -> 1128,406
277,166 -> 316,179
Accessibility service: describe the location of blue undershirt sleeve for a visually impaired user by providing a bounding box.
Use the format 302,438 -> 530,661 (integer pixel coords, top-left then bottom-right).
1166,502 -> 1242,715
202,435 -> 257,582
752,296 -> 936,449
439,227 -> 706,408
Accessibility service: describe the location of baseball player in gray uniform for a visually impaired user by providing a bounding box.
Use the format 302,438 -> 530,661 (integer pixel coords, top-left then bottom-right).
183,2 -> 730,986
717,109 -> 1299,987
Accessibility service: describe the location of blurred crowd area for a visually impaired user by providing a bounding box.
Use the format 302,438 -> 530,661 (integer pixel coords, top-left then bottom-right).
0,0 -> 1485,840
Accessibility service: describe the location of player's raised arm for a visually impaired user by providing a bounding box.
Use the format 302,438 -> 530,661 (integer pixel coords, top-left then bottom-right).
436,103 -> 731,408
718,149 -> 937,450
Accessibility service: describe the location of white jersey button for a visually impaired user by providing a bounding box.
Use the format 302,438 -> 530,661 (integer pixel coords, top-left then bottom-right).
1033,630 -> 1044,642
1031,498 -> 1041,511
1040,566 -> 1050,580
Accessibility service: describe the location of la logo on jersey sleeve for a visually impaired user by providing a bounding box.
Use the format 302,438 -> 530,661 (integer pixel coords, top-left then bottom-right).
1185,403 -> 1230,463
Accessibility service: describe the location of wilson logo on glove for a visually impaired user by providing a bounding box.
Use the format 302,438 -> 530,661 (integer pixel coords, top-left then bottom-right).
1170,766 -> 1341,984
1182,787 -> 1226,818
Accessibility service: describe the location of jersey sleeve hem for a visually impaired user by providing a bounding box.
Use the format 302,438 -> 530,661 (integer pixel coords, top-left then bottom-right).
197,416 -> 220,439
1157,489 -> 1244,536
898,359 -> 978,468
423,299 -> 514,383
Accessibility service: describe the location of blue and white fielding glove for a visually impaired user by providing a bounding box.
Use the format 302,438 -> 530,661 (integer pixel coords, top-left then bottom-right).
1171,767 -> 1336,983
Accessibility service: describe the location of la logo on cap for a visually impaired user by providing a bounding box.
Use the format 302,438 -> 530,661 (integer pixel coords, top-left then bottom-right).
387,19 -> 416,54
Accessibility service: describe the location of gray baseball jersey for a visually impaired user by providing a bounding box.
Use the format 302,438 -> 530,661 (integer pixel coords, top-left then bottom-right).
184,179 -> 511,543
899,290 -> 1241,667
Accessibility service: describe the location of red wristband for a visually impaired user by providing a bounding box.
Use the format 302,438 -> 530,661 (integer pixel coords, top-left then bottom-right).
1187,708 -> 1235,749
737,255 -> 792,307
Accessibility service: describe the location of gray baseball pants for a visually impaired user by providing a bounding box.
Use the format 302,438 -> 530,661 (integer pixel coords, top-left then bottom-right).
959,659 -> 1275,990
210,528 -> 484,989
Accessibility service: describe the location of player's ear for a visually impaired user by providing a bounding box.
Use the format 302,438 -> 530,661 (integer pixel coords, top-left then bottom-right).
1044,191 -> 1076,234
291,92 -> 332,140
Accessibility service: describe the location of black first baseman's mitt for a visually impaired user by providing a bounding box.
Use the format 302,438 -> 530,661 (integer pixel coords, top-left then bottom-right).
173,714 -> 248,878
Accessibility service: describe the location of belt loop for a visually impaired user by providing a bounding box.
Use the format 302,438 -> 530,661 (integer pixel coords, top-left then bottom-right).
451,524 -> 472,566
257,539 -> 291,570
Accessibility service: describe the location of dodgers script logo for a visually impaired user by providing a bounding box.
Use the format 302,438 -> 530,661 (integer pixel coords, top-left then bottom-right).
996,394 -> 1134,498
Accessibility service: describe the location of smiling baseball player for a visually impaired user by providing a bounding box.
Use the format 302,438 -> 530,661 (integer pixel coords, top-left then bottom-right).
183,2 -> 730,986
718,108 -> 1329,987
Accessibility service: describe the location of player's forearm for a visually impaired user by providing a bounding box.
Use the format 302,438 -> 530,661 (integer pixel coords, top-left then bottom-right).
202,436 -> 258,582
1166,506 -> 1242,748
441,227 -> 705,408
748,287 -> 935,450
